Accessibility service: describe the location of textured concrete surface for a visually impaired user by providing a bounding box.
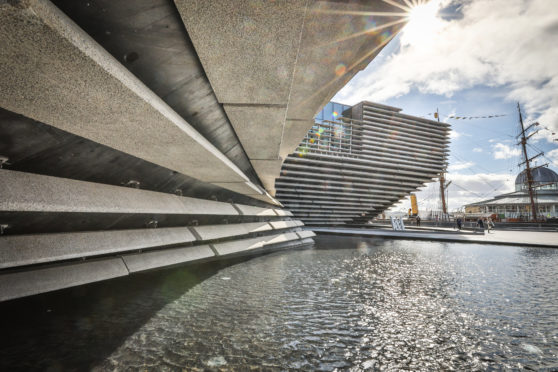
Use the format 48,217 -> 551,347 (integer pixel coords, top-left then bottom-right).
274,209 -> 294,217
285,1 -> 405,123
47,0 -> 261,184
123,245 -> 215,273
269,220 -> 300,229
193,222 -> 273,241
251,159 -> 285,196
213,232 -> 300,255
296,230 -> 316,239
0,227 -> 197,269
174,0 -> 306,104
0,258 -> 129,302
233,203 -> 278,217
312,228 -> 558,248
211,181 -> 264,196
0,169 -> 240,215
0,0 -> 276,202
224,105 -> 286,160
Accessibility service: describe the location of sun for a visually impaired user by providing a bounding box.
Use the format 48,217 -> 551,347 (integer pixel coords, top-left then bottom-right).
404,0 -> 442,45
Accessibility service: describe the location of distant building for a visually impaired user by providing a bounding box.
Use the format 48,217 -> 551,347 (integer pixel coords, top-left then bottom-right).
464,167 -> 558,220
275,101 -> 450,225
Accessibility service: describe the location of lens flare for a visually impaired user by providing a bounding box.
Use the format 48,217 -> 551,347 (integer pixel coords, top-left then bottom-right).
335,63 -> 347,76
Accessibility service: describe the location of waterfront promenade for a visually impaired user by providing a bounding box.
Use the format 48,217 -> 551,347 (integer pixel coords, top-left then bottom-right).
312,227 -> 558,248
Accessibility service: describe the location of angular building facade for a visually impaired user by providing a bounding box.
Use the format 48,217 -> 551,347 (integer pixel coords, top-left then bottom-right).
0,0 -> 409,301
276,101 -> 451,225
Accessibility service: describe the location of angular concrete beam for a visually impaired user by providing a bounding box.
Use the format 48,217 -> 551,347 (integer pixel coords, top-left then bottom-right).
223,105 -> 286,160
0,0 -> 271,201
213,232 -> 300,256
122,245 -> 215,273
0,227 -> 197,269
0,169 -> 239,215
296,230 -> 316,239
286,1 -> 406,122
192,222 -> 273,241
269,220 -> 300,230
251,159 -> 285,196
0,258 -> 129,302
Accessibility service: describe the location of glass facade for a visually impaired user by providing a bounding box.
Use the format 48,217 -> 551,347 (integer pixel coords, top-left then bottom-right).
299,102 -> 354,156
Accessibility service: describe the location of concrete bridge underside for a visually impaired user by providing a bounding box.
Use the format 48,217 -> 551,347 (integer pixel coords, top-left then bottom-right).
0,0 -> 406,301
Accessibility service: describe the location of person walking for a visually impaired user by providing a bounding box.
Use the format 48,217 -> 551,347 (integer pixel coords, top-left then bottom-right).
456,217 -> 462,231
477,218 -> 484,234
416,216 -> 421,227
486,218 -> 494,233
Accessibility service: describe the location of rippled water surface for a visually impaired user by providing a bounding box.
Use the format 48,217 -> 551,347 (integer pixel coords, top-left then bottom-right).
2,236 -> 558,371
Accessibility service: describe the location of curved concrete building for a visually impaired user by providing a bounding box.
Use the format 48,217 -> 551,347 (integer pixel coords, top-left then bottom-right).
276,101 -> 451,225
0,0 -> 408,300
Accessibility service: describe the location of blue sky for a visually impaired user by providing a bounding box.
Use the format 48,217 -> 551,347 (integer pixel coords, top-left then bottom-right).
333,0 -> 558,212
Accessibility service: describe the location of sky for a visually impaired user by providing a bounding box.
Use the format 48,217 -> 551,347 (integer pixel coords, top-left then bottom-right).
333,0 -> 558,213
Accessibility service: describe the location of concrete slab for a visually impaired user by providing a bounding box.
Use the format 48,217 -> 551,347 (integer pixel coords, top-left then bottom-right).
193,222 -> 273,241
211,181 -> 264,196
0,258 -> 129,302
213,232 -> 300,256
224,105 -> 285,160
249,193 -> 284,206
269,220 -> 299,230
286,1 -> 406,121
296,230 -> 316,239
274,209 -> 294,217
232,204 -> 277,217
251,159 -> 284,196
312,228 -> 558,249
174,0 -> 307,104
122,245 -> 215,273
0,0 -> 281,202
213,236 -> 267,256
264,232 -> 300,245
0,169 -> 240,216
0,227 -> 196,269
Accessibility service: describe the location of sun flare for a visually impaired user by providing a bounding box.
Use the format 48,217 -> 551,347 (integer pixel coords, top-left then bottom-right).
404,0 -> 442,44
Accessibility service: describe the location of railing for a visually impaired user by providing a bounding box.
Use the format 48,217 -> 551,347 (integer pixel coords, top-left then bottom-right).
297,119 -> 356,157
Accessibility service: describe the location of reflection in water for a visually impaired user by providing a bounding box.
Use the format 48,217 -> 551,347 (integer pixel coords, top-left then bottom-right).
3,236 -> 558,370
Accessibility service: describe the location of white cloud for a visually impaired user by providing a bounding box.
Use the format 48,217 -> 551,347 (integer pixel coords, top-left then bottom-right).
448,161 -> 474,171
335,0 -> 558,142
548,148 -> 558,167
473,147 -> 483,152
449,130 -> 461,139
492,143 -> 521,159
387,172 -> 515,213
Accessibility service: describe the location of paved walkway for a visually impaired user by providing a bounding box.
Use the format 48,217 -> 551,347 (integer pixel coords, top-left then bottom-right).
311,227 -> 558,248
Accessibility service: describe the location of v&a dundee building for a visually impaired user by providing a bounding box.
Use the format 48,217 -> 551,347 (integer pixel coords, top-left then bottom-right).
275,101 -> 451,225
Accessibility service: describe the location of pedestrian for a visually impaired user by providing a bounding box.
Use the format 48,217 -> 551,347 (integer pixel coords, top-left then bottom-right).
416,216 -> 421,226
477,218 -> 484,233
486,218 -> 493,233
456,217 -> 462,231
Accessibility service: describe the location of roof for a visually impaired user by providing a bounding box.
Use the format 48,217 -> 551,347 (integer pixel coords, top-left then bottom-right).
515,167 -> 558,185
467,194 -> 558,206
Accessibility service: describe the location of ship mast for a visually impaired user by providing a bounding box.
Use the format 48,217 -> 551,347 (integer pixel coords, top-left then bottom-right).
436,108 -> 450,219
517,103 -> 540,221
